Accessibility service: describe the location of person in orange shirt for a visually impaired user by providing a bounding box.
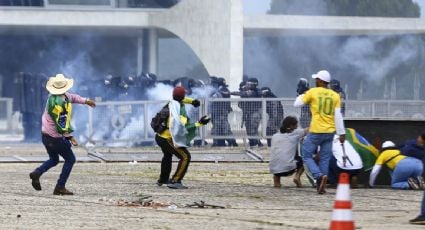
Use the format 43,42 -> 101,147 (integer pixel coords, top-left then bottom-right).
294,70 -> 345,194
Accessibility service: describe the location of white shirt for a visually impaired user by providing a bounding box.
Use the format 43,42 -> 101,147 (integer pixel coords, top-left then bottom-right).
332,135 -> 363,170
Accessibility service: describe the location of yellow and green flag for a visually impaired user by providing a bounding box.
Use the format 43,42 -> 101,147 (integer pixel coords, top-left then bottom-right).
345,128 -> 379,171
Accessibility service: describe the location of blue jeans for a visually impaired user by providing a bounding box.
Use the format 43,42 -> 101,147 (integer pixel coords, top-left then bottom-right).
391,157 -> 423,189
302,133 -> 334,179
35,134 -> 76,187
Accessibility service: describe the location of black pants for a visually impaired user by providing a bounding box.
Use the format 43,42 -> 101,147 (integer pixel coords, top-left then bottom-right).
155,135 -> 191,183
328,156 -> 361,185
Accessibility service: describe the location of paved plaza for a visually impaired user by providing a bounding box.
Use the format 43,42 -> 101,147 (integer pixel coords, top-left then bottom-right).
0,144 -> 422,229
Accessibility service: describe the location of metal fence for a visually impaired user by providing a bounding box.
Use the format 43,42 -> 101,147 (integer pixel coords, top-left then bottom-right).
0,98 -> 13,133
81,98 -> 425,147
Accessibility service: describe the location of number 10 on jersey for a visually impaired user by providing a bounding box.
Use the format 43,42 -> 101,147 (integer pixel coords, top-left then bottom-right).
318,97 -> 334,115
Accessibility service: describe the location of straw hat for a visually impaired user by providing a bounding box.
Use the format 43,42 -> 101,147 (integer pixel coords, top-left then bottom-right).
46,74 -> 74,95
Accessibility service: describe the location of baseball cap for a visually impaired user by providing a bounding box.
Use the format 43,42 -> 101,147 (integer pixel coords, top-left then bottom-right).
382,141 -> 395,149
172,86 -> 186,101
312,70 -> 331,83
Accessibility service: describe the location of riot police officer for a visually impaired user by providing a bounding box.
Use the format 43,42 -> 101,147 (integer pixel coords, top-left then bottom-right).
173,77 -> 195,95
209,76 -> 238,147
261,87 -> 284,147
19,73 -> 47,142
235,77 -> 263,147
297,78 -> 312,128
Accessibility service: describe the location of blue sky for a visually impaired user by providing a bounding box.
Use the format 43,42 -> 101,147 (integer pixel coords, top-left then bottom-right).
243,0 -> 271,14
244,0 -> 425,17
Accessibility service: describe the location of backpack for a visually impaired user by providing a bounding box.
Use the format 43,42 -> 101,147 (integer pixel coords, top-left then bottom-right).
150,103 -> 169,133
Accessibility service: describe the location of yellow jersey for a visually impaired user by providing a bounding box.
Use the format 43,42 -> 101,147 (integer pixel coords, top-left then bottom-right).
375,149 -> 406,170
302,87 -> 341,133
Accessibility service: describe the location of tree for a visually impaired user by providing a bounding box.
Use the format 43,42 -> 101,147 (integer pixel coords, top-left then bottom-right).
269,0 -> 420,18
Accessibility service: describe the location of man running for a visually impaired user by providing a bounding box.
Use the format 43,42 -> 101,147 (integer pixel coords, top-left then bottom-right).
294,70 -> 345,194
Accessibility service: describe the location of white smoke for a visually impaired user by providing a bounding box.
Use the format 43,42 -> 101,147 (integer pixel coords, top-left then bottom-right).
338,36 -> 418,83
244,34 -> 421,99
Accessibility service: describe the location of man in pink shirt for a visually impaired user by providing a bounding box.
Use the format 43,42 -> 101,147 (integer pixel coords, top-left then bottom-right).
29,74 -> 96,195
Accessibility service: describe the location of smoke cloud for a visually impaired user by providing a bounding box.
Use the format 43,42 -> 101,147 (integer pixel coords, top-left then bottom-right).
244,34 -> 422,100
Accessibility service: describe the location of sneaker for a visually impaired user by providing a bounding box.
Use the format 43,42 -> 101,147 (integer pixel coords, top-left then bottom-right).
410,215 -> 425,225
316,175 -> 328,194
167,182 -> 188,189
408,177 -> 421,190
53,186 -> 74,195
417,176 -> 425,190
29,171 -> 41,191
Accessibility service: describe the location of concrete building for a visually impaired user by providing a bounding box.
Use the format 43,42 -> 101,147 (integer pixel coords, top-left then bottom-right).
1,0 -> 425,89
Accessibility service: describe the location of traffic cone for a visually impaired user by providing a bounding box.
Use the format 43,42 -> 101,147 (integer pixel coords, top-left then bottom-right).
329,173 -> 355,230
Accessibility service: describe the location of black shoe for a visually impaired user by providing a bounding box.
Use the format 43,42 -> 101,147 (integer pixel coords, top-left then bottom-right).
29,171 -> 41,191
53,186 -> 74,195
316,175 -> 328,194
157,180 -> 169,186
410,215 -> 425,225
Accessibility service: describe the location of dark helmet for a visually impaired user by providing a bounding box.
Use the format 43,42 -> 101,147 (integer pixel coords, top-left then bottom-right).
296,78 -> 310,95
208,76 -> 220,87
261,87 -> 272,97
147,73 -> 157,82
239,81 -> 247,91
217,77 -> 228,87
125,74 -> 136,86
247,77 -> 258,85
104,74 -> 114,85
330,79 -> 342,92
117,77 -> 129,89
246,77 -> 258,90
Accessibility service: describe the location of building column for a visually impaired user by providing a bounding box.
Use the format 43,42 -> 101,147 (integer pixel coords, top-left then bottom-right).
141,28 -> 158,74
148,28 -> 158,74
136,31 -> 144,75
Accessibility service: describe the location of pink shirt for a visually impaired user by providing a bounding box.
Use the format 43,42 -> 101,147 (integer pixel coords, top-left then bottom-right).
41,92 -> 86,138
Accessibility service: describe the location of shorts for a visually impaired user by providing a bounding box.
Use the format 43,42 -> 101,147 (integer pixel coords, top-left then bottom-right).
274,156 -> 303,177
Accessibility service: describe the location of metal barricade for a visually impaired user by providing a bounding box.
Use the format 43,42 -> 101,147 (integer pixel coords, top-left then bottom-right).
83,98 -> 425,147
0,98 -> 13,133
84,100 -> 204,146
203,98 -> 294,140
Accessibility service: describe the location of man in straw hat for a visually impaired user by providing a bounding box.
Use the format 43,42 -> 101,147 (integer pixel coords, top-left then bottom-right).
29,74 -> 96,195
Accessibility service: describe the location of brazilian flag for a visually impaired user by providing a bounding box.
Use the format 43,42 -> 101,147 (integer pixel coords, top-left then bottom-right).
47,95 -> 73,134
345,128 -> 379,171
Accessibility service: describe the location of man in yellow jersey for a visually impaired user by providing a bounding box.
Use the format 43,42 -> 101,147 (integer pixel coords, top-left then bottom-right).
155,86 -> 210,189
369,141 -> 424,190
294,70 -> 345,194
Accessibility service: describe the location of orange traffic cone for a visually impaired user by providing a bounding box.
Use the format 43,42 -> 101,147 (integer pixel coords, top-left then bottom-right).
330,173 -> 355,230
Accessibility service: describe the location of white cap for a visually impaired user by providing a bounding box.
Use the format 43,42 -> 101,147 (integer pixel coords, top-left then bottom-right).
312,70 -> 331,83
382,141 -> 395,149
